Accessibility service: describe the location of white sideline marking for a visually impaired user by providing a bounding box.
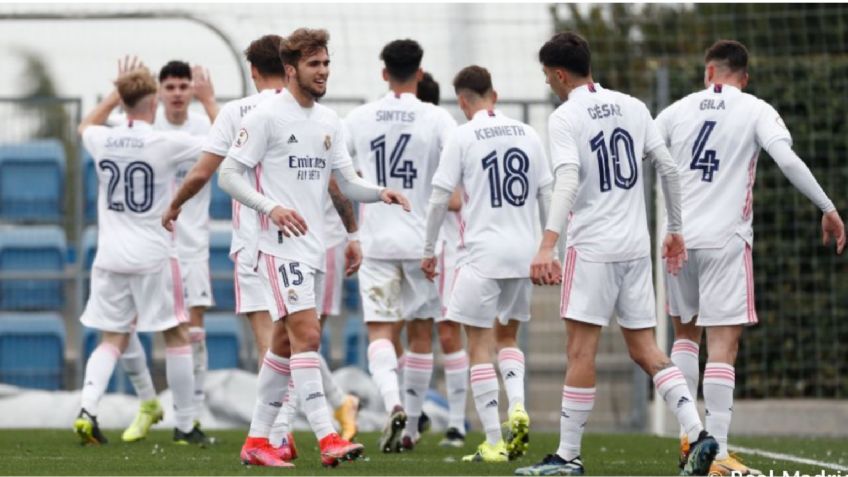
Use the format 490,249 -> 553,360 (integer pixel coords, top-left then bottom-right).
730,444 -> 848,472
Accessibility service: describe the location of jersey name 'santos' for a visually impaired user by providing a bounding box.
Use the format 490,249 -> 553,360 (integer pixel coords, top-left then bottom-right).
549,83 -> 665,263
432,110 -> 553,278
205,88 -> 280,257
153,109 -> 211,262
227,89 -> 352,271
345,92 -> 457,260
82,121 -> 203,273
655,84 -> 792,249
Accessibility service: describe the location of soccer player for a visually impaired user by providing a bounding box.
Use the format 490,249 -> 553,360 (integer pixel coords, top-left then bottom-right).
417,71 -> 469,448
656,40 -> 846,476
218,28 -> 408,467
120,60 -> 218,444
422,65 -> 550,463
515,32 -> 718,476
75,61 -> 201,446
344,39 -> 457,452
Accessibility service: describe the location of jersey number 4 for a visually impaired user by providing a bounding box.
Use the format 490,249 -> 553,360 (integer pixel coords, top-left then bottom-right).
690,121 -> 720,182
370,134 -> 417,189
99,160 -> 154,213
481,148 -> 530,208
590,128 -> 638,192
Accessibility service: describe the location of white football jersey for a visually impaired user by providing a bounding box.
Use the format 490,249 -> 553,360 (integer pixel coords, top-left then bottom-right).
432,109 -> 552,278
345,92 -> 457,260
323,199 -> 347,249
549,83 -> 664,262
436,210 -> 464,267
82,121 -> 203,273
227,89 -> 353,271
655,83 -> 792,249
153,109 -> 211,262
204,88 -> 281,257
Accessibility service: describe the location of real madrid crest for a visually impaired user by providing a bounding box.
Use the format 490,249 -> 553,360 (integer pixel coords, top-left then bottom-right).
235,128 -> 248,147
288,289 -> 299,304
324,134 -> 332,151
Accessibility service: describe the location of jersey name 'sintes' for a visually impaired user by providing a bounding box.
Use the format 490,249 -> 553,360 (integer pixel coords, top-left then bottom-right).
345,92 -> 457,260
204,88 -> 279,257
432,110 -> 553,278
227,89 -> 352,271
549,83 -> 665,262
82,122 -> 202,273
655,84 -> 792,249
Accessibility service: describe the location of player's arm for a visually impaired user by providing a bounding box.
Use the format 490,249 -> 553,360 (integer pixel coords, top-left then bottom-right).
447,188 -> 463,212
328,177 -> 363,276
79,55 -> 145,135
766,139 -> 845,254
422,186 -> 452,281
533,163 -> 578,286
646,143 -> 686,273
192,65 -> 219,122
332,164 -> 409,209
162,151 -> 224,231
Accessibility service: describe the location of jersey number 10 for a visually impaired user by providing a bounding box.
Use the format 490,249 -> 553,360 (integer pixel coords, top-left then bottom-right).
589,128 -> 638,192
370,134 -> 418,189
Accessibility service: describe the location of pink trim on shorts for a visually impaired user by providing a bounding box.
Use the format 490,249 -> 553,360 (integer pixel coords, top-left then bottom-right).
322,246 -> 336,316
264,253 -> 288,318
170,258 -> 188,323
255,163 -> 269,231
744,244 -> 758,324
232,200 -> 241,229
233,251 -> 243,313
560,247 -> 578,318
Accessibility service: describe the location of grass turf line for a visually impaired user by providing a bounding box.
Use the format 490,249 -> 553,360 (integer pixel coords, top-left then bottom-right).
1,430 -> 845,475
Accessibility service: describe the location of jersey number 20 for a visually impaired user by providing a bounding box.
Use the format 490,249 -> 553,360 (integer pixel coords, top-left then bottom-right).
99,160 -> 154,213
481,148 -> 529,208
370,134 -> 418,189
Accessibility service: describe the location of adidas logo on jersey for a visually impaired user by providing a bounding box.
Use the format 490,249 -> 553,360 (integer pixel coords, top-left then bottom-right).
505,370 -> 517,379
485,399 -> 498,408
269,401 -> 282,408
306,391 -> 325,401
287,134 -> 298,144
406,389 -> 418,397
677,396 -> 691,408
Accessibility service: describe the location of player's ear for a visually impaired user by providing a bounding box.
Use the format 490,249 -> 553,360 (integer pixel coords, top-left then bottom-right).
382,68 -> 389,82
740,71 -> 749,89
415,68 -> 424,82
284,64 -> 296,79
491,89 -> 498,104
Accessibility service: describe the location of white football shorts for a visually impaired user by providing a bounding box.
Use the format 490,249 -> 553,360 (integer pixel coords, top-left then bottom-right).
258,252 -> 325,321
445,263 -> 532,329
436,248 -> 459,323
320,242 -> 346,317
359,257 -> 441,323
232,250 -> 272,315
181,259 -> 214,309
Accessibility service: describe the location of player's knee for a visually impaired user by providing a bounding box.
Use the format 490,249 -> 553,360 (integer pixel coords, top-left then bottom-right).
438,323 -> 462,352
566,344 -> 596,368
162,325 -> 189,347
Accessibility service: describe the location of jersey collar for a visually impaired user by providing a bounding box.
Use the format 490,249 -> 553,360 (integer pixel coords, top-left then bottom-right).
124,119 -> 153,130
568,82 -> 603,100
472,108 -> 500,120
707,83 -> 739,94
384,91 -> 418,102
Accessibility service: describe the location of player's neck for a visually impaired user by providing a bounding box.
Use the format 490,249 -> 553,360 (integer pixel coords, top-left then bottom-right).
709,77 -> 743,90
466,101 -> 496,119
288,83 -> 315,108
566,77 -> 595,97
164,109 -> 188,126
255,77 -> 286,92
127,113 -> 154,125
388,80 -> 417,97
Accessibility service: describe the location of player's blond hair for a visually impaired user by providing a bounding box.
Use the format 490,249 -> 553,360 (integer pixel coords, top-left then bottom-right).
114,67 -> 158,109
279,28 -> 329,67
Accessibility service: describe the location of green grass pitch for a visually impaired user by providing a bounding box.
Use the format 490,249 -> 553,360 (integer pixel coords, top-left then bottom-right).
1,429 -> 845,475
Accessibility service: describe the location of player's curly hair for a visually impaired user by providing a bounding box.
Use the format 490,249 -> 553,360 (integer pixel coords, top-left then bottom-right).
245,34 -> 285,77
114,67 -> 158,109
280,28 -> 329,68
453,65 -> 493,97
538,31 -> 591,77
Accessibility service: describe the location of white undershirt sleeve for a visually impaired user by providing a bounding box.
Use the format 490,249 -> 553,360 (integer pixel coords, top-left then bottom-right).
545,163 -> 579,237
765,139 -> 835,213
423,186 -> 452,258
332,163 -> 385,203
646,144 -> 682,234
218,156 -> 278,216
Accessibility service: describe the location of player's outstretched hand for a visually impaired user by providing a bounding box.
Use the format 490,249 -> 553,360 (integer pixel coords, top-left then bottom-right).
192,65 -> 215,104
269,205 -> 308,237
530,247 -> 561,285
662,233 -> 687,275
822,210 -> 846,255
161,204 -> 181,232
421,256 -> 438,282
344,239 -> 362,276
380,189 -> 411,212
117,55 -> 145,78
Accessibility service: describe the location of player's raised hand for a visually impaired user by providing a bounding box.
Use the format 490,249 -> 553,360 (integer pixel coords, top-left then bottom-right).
269,205 -> 308,237
421,256 -> 438,282
117,55 -> 145,78
192,65 -> 215,104
822,210 -> 846,255
344,239 -> 362,276
662,233 -> 687,275
379,189 -> 411,212
161,204 -> 181,232
530,246 -> 561,285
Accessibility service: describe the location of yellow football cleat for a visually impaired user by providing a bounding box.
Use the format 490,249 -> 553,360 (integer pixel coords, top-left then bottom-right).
74,409 -> 107,445
709,454 -> 762,476
462,439 -> 509,463
121,399 -> 164,442
678,434 -> 690,470
506,403 -> 530,460
334,394 -> 360,441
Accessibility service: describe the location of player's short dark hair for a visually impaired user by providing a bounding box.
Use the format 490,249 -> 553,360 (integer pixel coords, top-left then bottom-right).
538,32 -> 591,77
158,60 -> 192,82
705,40 -> 749,73
280,28 -> 329,67
244,34 -> 285,77
453,65 -> 493,97
380,39 -> 423,82
417,72 -> 440,105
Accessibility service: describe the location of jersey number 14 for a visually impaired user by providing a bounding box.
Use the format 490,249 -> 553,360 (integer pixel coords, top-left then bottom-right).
370,134 -> 418,189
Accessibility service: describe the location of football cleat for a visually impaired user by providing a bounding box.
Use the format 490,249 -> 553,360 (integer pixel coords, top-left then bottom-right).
462,439 -> 509,463
74,409 -> 107,446
678,434 -> 690,470
334,394 -> 360,441
439,427 -> 466,448
240,437 -> 294,467
514,453 -> 584,476
418,410 -> 432,433
379,405 -> 407,453
401,434 -> 416,451
276,432 -> 298,461
681,430 -> 719,476
506,403 -> 530,460
709,454 -> 762,476
319,432 -> 364,467
173,422 -> 213,447
121,398 -> 164,442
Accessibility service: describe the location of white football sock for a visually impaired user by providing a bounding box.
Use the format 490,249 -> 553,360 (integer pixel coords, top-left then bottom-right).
319,353 -> 345,409
270,379 -> 296,446
443,350 -> 469,432
291,352 -> 335,440
470,363 -> 502,445
703,363 -> 735,459
80,342 -> 121,416
189,327 -> 207,411
368,339 -> 402,412
249,351 -> 290,439
121,333 -> 156,401
402,352 -> 433,438
397,352 -> 406,386
165,345 -> 196,433
557,386 -> 595,461
670,339 -> 700,438
497,347 -> 526,411
654,366 -> 703,444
